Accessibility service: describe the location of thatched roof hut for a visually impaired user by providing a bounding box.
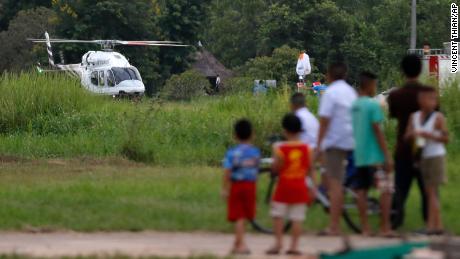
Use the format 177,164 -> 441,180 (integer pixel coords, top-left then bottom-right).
192,49 -> 233,80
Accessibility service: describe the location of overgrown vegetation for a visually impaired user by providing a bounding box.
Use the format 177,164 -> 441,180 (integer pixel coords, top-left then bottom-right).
0,73 -> 458,165
0,1 -> 452,92
0,73 -> 289,164
0,73 -> 96,133
206,0 -> 451,85
160,70 -> 211,101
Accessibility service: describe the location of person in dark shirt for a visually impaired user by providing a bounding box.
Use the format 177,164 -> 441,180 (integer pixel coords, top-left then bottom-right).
388,55 -> 431,230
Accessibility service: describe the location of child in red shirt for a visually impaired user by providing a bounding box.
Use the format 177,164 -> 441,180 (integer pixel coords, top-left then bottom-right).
266,114 -> 315,256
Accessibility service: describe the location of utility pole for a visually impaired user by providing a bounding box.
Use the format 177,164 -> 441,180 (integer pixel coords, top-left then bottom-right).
410,0 -> 417,49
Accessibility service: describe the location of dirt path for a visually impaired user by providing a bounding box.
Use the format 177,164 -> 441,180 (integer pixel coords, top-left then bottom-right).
0,231 -> 431,258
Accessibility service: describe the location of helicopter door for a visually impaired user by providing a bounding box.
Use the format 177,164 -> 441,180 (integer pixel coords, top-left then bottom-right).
98,71 -> 105,87
107,70 -> 116,87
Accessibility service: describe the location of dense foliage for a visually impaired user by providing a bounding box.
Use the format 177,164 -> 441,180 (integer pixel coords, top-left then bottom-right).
205,0 -> 451,85
161,70 -> 211,101
0,0 -> 453,89
0,73 -> 458,165
0,7 -> 55,72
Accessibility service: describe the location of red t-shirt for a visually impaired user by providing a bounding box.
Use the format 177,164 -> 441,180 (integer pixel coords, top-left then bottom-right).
272,141 -> 312,204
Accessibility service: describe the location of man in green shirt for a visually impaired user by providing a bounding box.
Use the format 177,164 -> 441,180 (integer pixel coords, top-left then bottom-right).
351,72 -> 394,236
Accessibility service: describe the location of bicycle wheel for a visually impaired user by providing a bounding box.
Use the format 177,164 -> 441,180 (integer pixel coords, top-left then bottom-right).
250,169 -> 292,234
250,169 -> 276,234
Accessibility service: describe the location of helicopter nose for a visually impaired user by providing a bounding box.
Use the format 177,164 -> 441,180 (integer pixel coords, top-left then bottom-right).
118,80 -> 144,88
116,80 -> 145,93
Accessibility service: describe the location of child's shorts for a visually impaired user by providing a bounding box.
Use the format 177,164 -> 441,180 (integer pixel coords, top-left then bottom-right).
421,156 -> 446,187
270,202 -> 307,221
227,181 -> 256,222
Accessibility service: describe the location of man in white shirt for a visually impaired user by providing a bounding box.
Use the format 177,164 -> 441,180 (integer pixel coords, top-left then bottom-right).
290,93 -> 319,149
296,50 -> 311,81
316,62 -> 357,235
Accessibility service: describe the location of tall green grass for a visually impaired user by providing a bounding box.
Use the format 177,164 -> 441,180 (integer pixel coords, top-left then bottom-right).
0,72 -> 457,165
440,81 -> 460,154
0,73 -> 98,132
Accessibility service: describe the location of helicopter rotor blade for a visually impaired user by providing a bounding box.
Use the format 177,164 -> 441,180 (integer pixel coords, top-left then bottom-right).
120,40 -> 183,44
119,41 -> 189,47
28,38 -> 189,47
28,39 -> 98,44
123,43 -> 189,47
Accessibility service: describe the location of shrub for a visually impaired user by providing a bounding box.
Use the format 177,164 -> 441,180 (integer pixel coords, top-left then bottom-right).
219,77 -> 253,95
238,45 -> 323,86
161,70 -> 212,101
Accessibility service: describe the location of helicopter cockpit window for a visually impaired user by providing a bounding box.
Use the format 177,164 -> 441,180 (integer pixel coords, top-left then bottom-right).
90,71 -> 98,86
98,71 -> 105,87
111,67 -> 141,84
107,70 -> 116,87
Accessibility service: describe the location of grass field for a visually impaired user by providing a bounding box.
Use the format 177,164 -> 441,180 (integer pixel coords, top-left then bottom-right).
0,156 -> 459,234
0,72 -> 459,234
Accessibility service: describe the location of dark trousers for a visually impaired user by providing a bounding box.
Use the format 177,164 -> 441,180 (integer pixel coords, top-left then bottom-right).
391,159 -> 428,229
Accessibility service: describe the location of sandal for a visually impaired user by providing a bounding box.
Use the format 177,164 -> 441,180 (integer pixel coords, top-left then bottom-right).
317,229 -> 340,237
379,231 -> 400,238
231,249 -> 251,255
266,247 -> 281,255
427,229 -> 445,236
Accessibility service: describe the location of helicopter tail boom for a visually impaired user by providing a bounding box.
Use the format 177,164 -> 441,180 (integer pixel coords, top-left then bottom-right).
45,32 -> 55,67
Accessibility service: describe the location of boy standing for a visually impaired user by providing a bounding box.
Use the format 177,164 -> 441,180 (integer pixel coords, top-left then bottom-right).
351,72 -> 393,236
267,114 -> 314,256
405,88 -> 448,234
222,119 -> 261,254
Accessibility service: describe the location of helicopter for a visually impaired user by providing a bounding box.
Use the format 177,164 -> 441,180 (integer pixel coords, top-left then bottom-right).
29,32 -> 188,97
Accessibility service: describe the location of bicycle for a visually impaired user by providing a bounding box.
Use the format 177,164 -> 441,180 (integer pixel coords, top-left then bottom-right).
250,155 -> 382,234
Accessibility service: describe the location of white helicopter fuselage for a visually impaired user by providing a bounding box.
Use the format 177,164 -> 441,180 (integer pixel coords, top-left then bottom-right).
76,51 -> 145,96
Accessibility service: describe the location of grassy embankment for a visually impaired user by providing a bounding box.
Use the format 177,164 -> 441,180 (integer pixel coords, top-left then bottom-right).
0,73 -> 458,234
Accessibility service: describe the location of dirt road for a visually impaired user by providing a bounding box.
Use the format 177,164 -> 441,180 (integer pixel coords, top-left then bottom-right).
0,231 -> 430,258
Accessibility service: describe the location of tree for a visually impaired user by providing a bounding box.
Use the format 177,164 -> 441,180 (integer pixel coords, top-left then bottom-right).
205,0 -> 266,68
417,0 -> 451,49
0,7 -> 55,72
161,69 -> 211,101
240,45 -> 322,85
156,0 -> 210,85
258,0 -> 354,73
0,0 -> 51,31
51,0 -> 209,95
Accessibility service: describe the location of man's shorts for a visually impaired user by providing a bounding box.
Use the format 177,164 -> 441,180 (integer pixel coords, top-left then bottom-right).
227,181 -> 256,222
354,166 -> 377,190
353,166 -> 394,193
421,156 -> 446,187
270,202 -> 307,221
324,148 -> 349,183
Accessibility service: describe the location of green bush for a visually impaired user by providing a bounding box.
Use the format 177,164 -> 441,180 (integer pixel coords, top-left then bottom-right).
219,76 -> 253,95
239,45 -> 324,86
161,70 -> 212,101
